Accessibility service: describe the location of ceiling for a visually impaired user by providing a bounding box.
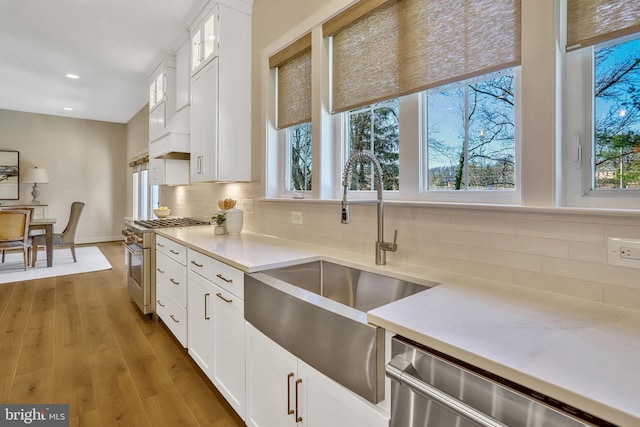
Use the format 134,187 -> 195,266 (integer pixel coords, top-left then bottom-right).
0,0 -> 197,124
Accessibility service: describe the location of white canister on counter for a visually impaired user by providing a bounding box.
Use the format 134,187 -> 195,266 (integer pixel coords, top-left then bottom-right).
225,208 -> 243,235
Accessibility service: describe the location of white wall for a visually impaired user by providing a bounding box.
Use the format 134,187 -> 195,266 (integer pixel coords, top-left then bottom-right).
0,108 -> 127,243
125,104 -> 150,218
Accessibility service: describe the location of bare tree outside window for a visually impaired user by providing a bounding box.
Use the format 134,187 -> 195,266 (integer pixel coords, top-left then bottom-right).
346,100 -> 399,191
594,37 -> 640,189
427,71 -> 515,191
287,122 -> 312,191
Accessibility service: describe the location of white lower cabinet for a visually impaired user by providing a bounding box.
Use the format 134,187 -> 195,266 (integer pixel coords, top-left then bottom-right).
187,269 -> 213,373
246,322 -> 298,427
155,236 -> 188,347
245,322 -> 389,427
187,248 -> 245,420
211,283 -> 245,416
155,285 -> 187,346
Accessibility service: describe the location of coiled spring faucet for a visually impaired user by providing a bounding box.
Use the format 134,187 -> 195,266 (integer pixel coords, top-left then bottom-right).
341,151 -> 398,265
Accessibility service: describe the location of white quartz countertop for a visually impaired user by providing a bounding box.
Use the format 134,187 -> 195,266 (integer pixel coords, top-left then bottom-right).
369,283 -> 640,426
155,226 -> 321,272
155,227 -> 640,426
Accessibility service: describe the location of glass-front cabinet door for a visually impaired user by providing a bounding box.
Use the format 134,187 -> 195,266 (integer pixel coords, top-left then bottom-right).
191,5 -> 218,75
203,13 -> 216,60
191,28 -> 202,72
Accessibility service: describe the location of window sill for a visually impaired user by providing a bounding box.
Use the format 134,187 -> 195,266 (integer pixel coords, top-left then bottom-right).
258,197 -> 640,218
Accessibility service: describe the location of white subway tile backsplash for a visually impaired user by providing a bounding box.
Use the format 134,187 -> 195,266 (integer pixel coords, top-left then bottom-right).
513,270 -> 604,302
451,214 -> 517,235
450,259 -> 515,284
515,219 -> 605,243
161,184 -> 640,311
568,241 -> 608,264
542,257 -> 640,289
604,285 -> 640,312
469,247 -> 542,273
491,234 -> 569,258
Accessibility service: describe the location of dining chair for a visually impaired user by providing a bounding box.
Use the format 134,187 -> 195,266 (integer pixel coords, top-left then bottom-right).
31,201 -> 85,267
0,210 -> 32,270
1,206 -> 38,234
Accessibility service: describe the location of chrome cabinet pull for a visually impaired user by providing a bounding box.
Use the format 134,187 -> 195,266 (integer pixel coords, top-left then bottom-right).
170,278 -> 180,286
157,300 -> 165,307
205,293 -> 210,320
190,260 -> 204,268
215,292 -> 232,303
170,314 -> 179,323
216,273 -> 232,283
287,373 -> 294,415
157,243 -> 165,248
295,378 -> 303,422
170,249 -> 180,255
156,268 -> 165,274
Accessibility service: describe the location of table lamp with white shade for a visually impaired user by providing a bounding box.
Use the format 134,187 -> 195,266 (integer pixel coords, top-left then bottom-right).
22,167 -> 49,204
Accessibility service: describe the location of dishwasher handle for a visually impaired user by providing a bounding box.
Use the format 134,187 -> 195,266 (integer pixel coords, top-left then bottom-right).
386,355 -> 508,427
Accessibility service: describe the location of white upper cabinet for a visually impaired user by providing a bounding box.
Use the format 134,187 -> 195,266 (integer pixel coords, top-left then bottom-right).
175,37 -> 191,112
191,10 -> 218,75
188,0 -> 252,183
147,56 -> 176,143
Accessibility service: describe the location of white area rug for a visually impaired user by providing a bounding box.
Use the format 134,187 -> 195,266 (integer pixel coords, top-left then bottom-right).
0,246 -> 112,284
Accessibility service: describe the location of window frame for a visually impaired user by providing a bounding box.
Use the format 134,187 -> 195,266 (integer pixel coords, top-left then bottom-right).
283,122 -> 313,194
420,67 -> 522,199
562,33 -> 640,209
419,68 -> 522,204
132,162 -> 158,219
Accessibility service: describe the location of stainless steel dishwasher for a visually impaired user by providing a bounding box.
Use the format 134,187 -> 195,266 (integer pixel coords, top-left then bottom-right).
386,336 -> 616,427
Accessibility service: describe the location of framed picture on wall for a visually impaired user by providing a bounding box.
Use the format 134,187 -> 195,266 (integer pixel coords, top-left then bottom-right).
0,150 -> 19,200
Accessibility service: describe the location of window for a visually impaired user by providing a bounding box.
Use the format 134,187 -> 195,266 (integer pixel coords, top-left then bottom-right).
131,160 -> 158,219
285,122 -> 312,192
426,70 -> 516,191
270,35 -> 312,195
564,0 -> 640,208
264,0 -> 523,203
345,100 -> 399,191
593,37 -> 640,189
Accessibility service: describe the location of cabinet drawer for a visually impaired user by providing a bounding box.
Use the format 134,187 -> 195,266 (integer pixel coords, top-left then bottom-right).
156,235 -> 187,265
156,251 -> 187,306
156,285 -> 187,347
188,248 -> 215,278
211,258 -> 244,298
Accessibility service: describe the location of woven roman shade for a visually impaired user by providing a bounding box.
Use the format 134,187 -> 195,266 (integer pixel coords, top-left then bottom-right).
326,0 -> 521,114
270,33 -> 312,129
567,0 -> 640,51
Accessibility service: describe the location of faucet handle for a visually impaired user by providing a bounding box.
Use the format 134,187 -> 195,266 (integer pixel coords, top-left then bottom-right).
381,230 -> 398,252
390,229 -> 398,251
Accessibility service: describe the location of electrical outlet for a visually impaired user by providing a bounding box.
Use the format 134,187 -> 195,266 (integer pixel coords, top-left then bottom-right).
608,237 -> 640,268
243,199 -> 254,214
621,247 -> 640,260
291,211 -> 303,224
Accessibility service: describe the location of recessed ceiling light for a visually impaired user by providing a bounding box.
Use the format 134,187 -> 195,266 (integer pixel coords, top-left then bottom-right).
65,73 -> 80,79
63,107 -> 74,111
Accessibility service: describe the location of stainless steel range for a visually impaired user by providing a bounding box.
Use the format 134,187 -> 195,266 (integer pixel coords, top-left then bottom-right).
122,217 -> 210,315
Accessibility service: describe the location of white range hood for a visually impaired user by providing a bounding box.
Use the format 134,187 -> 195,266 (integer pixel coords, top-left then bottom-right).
150,106 -> 190,160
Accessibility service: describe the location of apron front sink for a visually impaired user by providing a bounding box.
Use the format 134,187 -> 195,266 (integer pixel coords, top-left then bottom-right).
245,260 -> 436,404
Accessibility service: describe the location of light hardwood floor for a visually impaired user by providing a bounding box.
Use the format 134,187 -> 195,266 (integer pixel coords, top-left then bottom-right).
0,242 -> 245,427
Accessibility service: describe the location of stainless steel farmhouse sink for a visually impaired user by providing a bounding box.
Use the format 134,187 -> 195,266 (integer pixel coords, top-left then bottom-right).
244,260 -> 436,404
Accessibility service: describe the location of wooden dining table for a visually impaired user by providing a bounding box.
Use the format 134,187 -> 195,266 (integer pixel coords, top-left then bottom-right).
29,218 -> 56,267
